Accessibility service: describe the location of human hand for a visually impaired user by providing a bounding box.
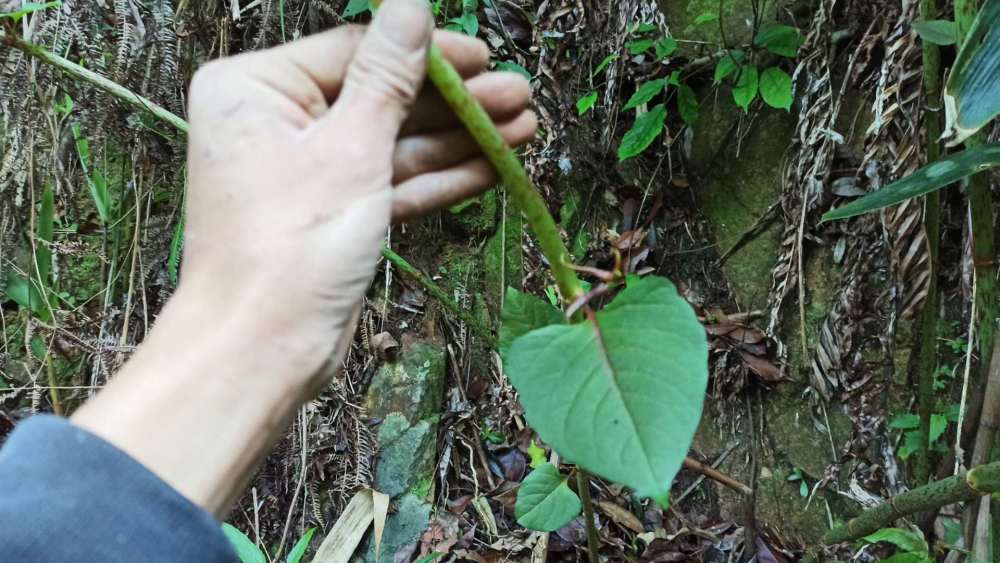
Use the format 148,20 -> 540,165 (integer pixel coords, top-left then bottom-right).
180,0 -> 536,387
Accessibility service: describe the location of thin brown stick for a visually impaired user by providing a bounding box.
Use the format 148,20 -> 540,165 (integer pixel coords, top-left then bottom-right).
683,456 -> 753,496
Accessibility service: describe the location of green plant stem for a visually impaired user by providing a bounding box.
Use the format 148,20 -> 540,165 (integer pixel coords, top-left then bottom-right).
914,0 -> 942,488
424,45 -> 583,303
0,31 -> 188,134
955,0 -> 1000,553
822,461 -> 1000,544
381,247 -> 496,346
575,470 -> 600,563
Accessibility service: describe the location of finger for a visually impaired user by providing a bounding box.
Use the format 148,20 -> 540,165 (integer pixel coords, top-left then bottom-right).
321,0 -> 433,149
392,110 -> 537,183
391,157 -> 498,222
401,71 -> 531,135
245,25 -> 489,112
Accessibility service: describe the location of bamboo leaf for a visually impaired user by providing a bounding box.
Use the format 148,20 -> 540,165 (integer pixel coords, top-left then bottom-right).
618,104 -> 667,161
286,528 -> 315,563
912,19 -> 958,45
943,0 -> 1000,146
822,144 -> 1000,221
504,276 -> 709,506
514,463 -> 582,531
221,524 -> 266,563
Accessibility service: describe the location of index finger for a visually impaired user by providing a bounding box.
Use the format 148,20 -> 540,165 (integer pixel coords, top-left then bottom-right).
252,26 -> 490,103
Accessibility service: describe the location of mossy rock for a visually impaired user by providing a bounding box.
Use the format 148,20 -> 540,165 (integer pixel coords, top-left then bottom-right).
658,0 -> 798,55
691,91 -> 795,304
764,389 -> 852,479
754,465 -> 836,546
442,190 -> 498,237
365,342 -> 445,423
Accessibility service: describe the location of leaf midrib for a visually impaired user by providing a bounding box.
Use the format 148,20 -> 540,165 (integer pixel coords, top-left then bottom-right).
586,312 -> 658,490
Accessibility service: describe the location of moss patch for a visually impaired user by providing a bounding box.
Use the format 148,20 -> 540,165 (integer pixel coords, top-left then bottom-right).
692,93 -> 795,304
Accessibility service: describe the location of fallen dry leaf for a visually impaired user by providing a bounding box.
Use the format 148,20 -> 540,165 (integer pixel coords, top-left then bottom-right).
595,499 -> 645,534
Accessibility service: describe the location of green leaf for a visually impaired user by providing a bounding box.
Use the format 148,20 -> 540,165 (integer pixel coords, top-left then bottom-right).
667,70 -> 681,86
515,463 -> 582,531
415,554 -> 446,563
654,37 -> 677,60
3,272 -> 50,321
799,480 -> 808,498
713,50 -> 746,84
448,11 -> 479,36
694,11 -> 718,25
577,91 -> 598,115
286,527 -> 316,563
592,54 -> 618,78
880,554 -> 932,563
0,1 -> 60,21
500,287 -> 564,357
623,79 -> 667,111
732,66 -> 759,111
754,24 -> 805,57
759,66 -> 793,110
889,413 -> 920,430
495,61 -> 531,80
527,440 -> 547,469
861,528 -> 929,556
899,430 -> 922,460
822,144 -> 1000,221
929,414 -> 948,444
912,19 -> 958,45
627,38 -> 654,55
633,23 -> 658,34
505,276 -> 709,506
222,524 -> 266,563
36,185 -> 55,287
677,83 -> 699,125
618,104 -> 667,161
70,123 -> 111,223
943,0 -> 1000,146
342,0 -> 371,18
53,93 -> 73,114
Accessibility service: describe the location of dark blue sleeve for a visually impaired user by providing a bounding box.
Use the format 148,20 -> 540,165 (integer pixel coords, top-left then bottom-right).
0,415 -> 237,563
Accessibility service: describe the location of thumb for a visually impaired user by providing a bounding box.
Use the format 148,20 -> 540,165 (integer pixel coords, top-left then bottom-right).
325,0 -> 433,139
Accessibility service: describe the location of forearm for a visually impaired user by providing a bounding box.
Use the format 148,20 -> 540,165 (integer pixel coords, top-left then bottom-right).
71,278 -> 345,517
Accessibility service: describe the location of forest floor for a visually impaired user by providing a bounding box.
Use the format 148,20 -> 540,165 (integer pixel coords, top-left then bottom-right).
2,0 -> 998,562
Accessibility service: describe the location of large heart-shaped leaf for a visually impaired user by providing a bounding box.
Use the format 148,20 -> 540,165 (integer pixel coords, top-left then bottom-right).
821,143 -> 1000,221
943,0 -> 999,146
504,276 -> 708,506
515,463 -> 582,531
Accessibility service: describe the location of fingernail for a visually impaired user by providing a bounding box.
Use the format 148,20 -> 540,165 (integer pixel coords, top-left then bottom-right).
374,0 -> 432,51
